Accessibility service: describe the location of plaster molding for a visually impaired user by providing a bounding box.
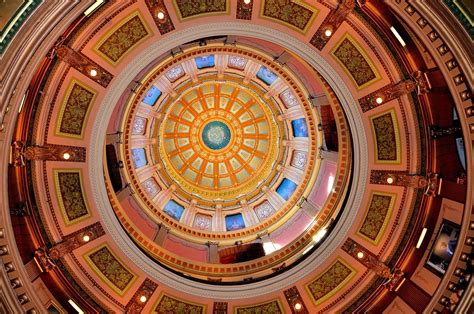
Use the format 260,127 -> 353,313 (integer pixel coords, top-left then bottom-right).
88,22 -> 368,299
0,1 -> 95,312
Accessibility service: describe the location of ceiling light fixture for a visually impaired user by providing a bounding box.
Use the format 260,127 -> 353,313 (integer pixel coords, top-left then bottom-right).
375,97 -> 383,104
139,295 -> 147,303
68,299 -> 85,314
416,228 -> 428,249
89,69 -> 97,77
324,29 -> 333,37
82,235 -> 90,242
294,302 -> 302,310
243,0 -> 252,4
386,177 -> 394,184
157,11 -> 165,20
62,153 -> 71,160
390,26 -> 406,47
357,252 -> 364,259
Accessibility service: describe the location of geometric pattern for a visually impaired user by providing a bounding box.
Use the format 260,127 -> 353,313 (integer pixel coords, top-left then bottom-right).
56,80 -> 96,139
154,293 -> 206,313
174,0 -> 228,20
357,192 -> 396,244
54,169 -> 91,225
95,11 -> 150,65
306,259 -> 355,305
85,244 -> 136,296
370,109 -> 401,164
261,0 -> 317,33
331,34 -> 380,90
235,299 -> 284,314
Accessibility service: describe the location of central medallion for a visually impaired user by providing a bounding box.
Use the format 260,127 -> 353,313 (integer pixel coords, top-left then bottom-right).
201,121 -> 231,150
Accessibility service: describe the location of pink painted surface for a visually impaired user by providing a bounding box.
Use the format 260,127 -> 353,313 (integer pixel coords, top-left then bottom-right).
163,234 -> 208,263
270,210 -> 313,248
120,197 -> 157,238
307,160 -> 337,208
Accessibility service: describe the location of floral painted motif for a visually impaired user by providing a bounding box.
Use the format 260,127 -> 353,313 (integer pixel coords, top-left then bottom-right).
306,260 -> 353,304
175,0 -> 227,19
87,246 -> 135,293
193,214 -> 212,230
279,89 -> 298,108
97,14 -> 149,64
155,294 -> 205,313
56,171 -> 89,222
371,112 -> 398,162
165,64 -> 185,82
228,55 -> 247,70
291,150 -> 307,170
332,36 -> 378,88
132,117 -> 147,134
142,177 -> 161,198
358,193 -> 393,242
254,201 -> 275,221
58,82 -> 95,137
235,300 -> 284,314
262,0 -> 315,32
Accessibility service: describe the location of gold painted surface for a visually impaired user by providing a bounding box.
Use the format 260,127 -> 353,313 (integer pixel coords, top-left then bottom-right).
84,243 -> 137,296
234,299 -> 284,314
260,0 -> 318,34
370,109 -> 401,164
55,79 -> 96,139
357,191 -> 396,244
154,293 -> 206,313
159,80 -> 281,201
305,258 -> 356,305
94,10 -> 151,66
0,0 -> 22,30
331,33 -> 381,90
53,169 -> 91,225
173,0 -> 229,20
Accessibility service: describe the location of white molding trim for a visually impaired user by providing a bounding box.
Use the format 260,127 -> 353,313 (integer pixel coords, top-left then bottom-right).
88,22 -> 369,299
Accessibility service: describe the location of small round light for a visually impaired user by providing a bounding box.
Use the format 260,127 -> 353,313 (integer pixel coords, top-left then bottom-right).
375,97 -> 383,104
357,252 -> 364,259
294,303 -> 302,310
62,153 -> 71,160
89,69 -> 97,77
324,29 -> 332,37
244,0 -> 252,4
82,235 -> 90,242
139,295 -> 147,303
157,11 -> 165,20
386,177 -> 394,184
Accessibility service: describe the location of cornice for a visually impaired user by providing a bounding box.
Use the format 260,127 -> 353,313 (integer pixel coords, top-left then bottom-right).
0,1 -> 94,312
88,21 -> 369,299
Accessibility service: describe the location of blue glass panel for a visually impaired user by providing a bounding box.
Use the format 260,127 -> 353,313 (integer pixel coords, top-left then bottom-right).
143,86 -> 161,106
195,55 -> 215,69
291,118 -> 308,137
276,178 -> 298,201
163,200 -> 184,221
225,213 -> 246,231
256,66 -> 278,85
131,148 -> 147,168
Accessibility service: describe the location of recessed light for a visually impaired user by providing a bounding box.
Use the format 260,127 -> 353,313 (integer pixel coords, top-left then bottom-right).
357,252 -> 364,259
324,29 -> 332,37
140,295 -> 147,303
63,153 -> 71,160
375,97 -> 383,104
386,177 -> 394,184
294,303 -> 302,310
89,69 -> 97,77
157,11 -> 165,20
82,235 -> 90,242
244,0 -> 252,4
